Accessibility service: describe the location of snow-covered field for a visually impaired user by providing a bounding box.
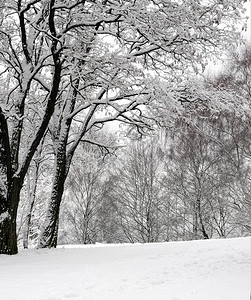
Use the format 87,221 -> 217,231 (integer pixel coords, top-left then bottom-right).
0,237 -> 250,300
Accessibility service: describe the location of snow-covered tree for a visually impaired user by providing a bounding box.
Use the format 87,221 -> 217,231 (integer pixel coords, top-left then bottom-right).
38,0 -> 249,248
0,0 -> 247,254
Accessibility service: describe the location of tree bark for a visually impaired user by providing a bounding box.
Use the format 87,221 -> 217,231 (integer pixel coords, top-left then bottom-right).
0,178 -> 22,255
38,76 -> 82,248
38,141 -> 67,248
0,109 -> 20,255
23,163 -> 40,249
37,105 -> 97,248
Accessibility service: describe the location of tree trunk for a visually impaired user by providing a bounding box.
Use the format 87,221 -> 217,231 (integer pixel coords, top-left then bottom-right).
37,142 -> 67,248
37,77 -> 80,249
23,141 -> 43,249
199,214 -> 209,239
0,179 -> 21,255
0,215 -> 18,255
22,172 -> 39,249
196,197 -> 209,240
0,115 -> 21,254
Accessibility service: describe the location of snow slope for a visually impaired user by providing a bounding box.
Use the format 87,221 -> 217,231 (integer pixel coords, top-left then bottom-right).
0,237 -> 250,300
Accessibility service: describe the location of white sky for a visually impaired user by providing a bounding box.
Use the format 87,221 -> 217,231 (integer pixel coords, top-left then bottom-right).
244,1 -> 251,42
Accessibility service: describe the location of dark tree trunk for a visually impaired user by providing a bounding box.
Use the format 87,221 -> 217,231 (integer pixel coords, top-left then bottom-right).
37,177 -> 66,248
37,63 -> 98,249
0,111 -> 20,255
197,197 -> 209,240
0,179 -> 22,255
23,140 -> 44,249
38,141 -> 67,248
37,77 -> 82,249
23,169 -> 39,249
0,216 -> 18,255
199,216 -> 209,239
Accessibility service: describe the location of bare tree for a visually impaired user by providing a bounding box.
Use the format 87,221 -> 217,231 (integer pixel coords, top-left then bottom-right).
59,143 -> 109,245
163,105 -> 251,240
208,46 -> 251,235
106,137 -> 167,243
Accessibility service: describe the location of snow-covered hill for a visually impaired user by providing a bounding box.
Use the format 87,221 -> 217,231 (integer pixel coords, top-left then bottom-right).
0,237 -> 250,300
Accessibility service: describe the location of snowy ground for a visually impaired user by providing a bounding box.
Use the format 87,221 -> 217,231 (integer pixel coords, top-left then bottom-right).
0,237 -> 250,300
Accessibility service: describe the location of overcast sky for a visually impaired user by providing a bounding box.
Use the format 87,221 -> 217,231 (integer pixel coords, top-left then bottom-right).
244,1 -> 251,42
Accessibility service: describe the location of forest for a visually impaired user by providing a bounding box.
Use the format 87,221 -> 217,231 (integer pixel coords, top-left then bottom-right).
0,0 -> 250,254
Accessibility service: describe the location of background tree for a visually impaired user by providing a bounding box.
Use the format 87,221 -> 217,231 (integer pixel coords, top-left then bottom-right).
59,142 -> 111,245
106,137 -> 168,243
53,107 -> 251,245
162,102 -> 251,239
208,45 -> 251,235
